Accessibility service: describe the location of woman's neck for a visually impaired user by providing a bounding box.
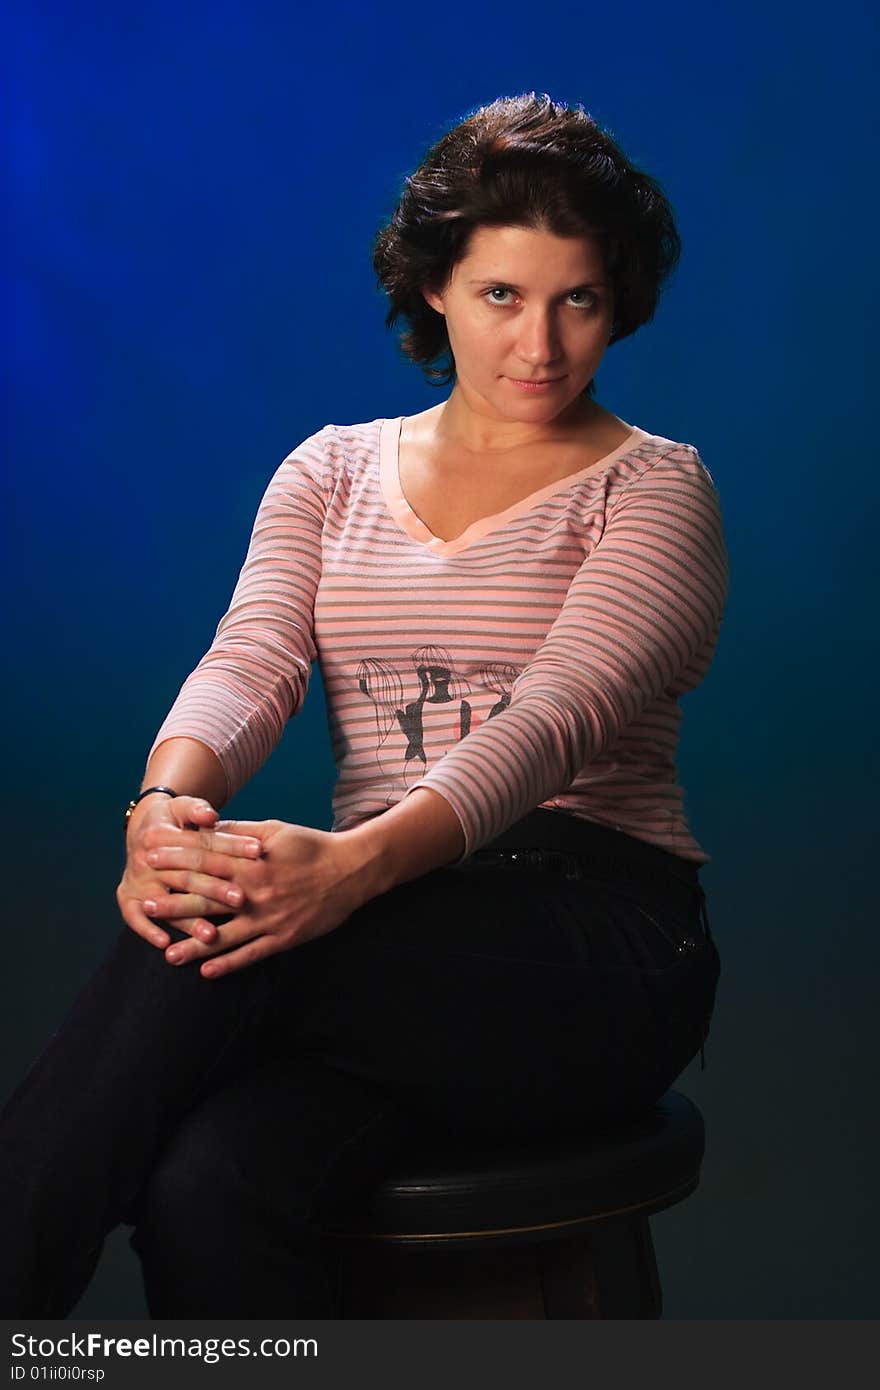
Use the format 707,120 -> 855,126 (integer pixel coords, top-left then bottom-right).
430,390 -> 607,456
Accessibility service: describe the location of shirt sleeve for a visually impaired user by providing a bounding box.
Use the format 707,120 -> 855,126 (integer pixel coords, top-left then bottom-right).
146,426 -> 332,801
400,447 -> 730,863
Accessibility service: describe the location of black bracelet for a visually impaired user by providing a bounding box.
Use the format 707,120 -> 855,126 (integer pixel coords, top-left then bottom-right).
123,785 -> 179,834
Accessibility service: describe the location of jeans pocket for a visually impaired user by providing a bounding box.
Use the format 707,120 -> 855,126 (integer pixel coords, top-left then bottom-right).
571,881 -> 708,975
566,881 -> 720,1081
623,900 -> 716,973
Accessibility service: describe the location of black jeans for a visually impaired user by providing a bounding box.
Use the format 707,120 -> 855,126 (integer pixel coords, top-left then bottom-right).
0,809 -> 720,1318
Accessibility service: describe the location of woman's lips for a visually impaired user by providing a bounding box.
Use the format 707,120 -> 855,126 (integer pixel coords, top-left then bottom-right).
507,376 -> 564,391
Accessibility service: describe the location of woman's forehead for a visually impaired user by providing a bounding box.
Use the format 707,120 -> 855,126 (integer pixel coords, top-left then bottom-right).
455,223 -> 608,281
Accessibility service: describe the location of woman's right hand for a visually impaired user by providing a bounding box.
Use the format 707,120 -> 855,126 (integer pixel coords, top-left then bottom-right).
116,794 -> 264,950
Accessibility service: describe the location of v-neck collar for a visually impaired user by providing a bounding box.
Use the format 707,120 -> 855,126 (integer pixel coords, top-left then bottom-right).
378,414 -> 650,557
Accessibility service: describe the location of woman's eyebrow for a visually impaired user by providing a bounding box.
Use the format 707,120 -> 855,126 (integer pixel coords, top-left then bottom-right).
465,277 -> 608,289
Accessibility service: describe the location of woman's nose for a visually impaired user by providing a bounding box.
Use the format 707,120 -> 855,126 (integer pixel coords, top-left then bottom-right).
514,312 -> 562,365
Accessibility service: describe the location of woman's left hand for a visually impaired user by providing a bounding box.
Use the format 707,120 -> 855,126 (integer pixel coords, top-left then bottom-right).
141,819 -> 375,978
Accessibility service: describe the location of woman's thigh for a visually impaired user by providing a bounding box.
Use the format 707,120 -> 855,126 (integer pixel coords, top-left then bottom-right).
278,863 -> 721,1142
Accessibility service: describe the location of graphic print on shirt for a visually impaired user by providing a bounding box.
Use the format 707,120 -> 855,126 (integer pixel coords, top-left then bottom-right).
357,646 -> 522,808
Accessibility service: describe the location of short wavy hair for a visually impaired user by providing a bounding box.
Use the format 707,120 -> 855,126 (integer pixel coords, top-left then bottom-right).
372,91 -> 682,397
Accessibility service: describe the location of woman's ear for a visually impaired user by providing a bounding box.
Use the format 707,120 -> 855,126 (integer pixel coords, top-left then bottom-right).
422,285 -> 445,316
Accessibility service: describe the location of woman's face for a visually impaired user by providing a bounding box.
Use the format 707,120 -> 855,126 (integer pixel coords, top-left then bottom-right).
422,222 -> 615,427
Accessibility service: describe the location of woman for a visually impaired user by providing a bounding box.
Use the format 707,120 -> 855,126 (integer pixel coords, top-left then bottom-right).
0,91 -> 728,1318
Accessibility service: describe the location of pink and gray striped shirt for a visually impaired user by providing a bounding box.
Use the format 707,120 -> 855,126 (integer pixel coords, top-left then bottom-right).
148,414 -> 729,865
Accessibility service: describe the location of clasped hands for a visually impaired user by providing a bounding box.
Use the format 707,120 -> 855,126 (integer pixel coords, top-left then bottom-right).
117,797 -> 371,979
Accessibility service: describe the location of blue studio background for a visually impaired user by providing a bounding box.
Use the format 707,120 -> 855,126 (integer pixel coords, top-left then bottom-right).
3,0 -> 877,1319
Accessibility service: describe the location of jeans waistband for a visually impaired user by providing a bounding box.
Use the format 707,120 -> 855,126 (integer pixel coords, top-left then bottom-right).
471,808 -> 703,889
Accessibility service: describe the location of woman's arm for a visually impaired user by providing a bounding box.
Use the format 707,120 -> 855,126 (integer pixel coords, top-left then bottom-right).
338,786 -> 466,898
375,450 -> 730,864
144,429 -> 331,804
119,426 -> 332,948
126,736 -> 228,839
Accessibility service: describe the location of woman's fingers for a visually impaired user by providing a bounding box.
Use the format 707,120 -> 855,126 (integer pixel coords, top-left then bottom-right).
140,844 -> 268,921
145,867 -> 245,909
158,915 -> 223,947
141,824 -> 264,859
163,926 -> 274,977
169,798 -> 219,828
212,819 -> 266,837
196,937 -> 275,979
153,910 -> 236,948
142,891 -> 231,921
115,885 -> 173,949
160,915 -> 257,968
144,843 -> 255,881
143,841 -> 253,890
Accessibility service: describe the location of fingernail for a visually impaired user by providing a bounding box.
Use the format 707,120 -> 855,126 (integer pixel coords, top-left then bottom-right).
227,889 -> 243,905
166,948 -> 182,963
144,900 -> 157,914
199,925 -> 214,940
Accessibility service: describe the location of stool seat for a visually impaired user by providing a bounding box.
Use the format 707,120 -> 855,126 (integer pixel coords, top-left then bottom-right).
322,1090 -> 706,1318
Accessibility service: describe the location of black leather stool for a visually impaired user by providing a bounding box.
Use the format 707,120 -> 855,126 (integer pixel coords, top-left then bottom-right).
321,1090 -> 705,1318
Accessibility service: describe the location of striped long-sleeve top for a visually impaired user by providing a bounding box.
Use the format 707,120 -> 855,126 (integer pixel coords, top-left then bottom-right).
148,414 -> 729,865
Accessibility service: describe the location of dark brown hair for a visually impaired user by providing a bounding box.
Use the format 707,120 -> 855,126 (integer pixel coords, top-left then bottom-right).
372,92 -> 682,397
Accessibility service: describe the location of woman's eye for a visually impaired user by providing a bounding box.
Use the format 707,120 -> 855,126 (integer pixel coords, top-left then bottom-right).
483,288 -> 597,309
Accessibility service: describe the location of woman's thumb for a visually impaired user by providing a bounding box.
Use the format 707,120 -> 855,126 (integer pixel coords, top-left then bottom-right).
175,796 -> 218,824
